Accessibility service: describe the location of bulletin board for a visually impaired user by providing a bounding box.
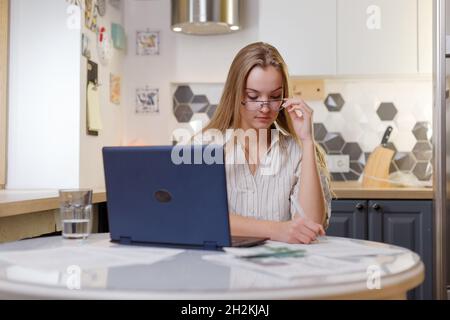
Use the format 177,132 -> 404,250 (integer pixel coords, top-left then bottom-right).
0,0 -> 9,189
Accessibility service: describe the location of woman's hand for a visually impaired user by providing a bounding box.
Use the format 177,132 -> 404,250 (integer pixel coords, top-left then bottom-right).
283,98 -> 314,142
272,216 -> 326,244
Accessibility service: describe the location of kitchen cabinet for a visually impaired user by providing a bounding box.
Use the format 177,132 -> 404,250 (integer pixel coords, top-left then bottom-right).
258,0 -> 337,76
368,200 -> 433,300
326,200 -> 367,239
418,0 -> 433,74
329,199 -> 433,300
337,0 -> 418,75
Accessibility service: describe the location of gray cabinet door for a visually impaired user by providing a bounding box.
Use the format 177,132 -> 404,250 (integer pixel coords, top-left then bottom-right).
328,200 -> 367,239
368,200 -> 433,300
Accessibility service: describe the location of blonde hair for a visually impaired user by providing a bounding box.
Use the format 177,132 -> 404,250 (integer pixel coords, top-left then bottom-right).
203,42 -> 331,188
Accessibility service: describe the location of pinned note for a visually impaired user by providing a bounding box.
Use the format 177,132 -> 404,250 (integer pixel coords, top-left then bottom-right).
87,82 -> 102,132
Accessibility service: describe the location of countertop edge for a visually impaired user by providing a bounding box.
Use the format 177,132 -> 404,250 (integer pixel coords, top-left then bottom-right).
0,191 -> 106,218
0,182 -> 434,218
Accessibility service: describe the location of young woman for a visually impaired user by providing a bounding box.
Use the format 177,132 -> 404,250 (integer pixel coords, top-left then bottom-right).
197,42 -> 332,244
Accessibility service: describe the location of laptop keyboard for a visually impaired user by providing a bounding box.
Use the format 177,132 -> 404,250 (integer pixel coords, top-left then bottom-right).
231,236 -> 267,247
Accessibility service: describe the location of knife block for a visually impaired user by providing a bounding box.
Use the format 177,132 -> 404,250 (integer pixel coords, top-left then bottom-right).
362,147 -> 395,188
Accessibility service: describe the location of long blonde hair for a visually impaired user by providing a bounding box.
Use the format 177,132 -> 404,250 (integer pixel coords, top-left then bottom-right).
203,42 -> 331,185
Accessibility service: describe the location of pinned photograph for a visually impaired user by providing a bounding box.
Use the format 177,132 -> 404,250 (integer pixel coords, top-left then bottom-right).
81,33 -> 91,59
136,87 -> 159,114
136,30 -> 159,55
112,23 -> 126,50
110,74 -> 121,105
85,0 -> 98,32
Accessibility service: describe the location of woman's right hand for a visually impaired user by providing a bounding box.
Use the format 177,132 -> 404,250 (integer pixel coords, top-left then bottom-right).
272,216 -> 326,244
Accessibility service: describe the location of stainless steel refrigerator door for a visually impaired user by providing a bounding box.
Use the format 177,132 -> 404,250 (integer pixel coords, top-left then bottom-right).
434,0 -> 449,300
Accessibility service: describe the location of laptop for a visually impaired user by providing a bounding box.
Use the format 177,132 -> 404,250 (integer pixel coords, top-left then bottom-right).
102,145 -> 268,250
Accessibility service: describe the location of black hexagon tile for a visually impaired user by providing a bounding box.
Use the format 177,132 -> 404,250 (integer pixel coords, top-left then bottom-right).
376,102 -> 398,121
174,86 -> 194,104
313,123 -> 328,141
207,104 -> 218,119
318,142 -> 328,153
342,142 -> 362,161
343,162 -> 364,181
412,122 -> 432,141
412,161 -> 432,181
191,95 -> 210,113
324,93 -> 345,112
174,104 -> 194,123
412,141 -> 432,161
393,152 -> 417,172
323,132 -> 345,153
331,172 -> 345,181
389,160 -> 399,174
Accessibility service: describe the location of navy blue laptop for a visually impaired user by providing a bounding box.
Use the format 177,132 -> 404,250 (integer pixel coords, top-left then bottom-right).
102,145 -> 267,250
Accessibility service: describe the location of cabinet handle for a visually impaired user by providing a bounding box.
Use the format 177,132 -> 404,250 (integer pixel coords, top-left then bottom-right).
355,203 -> 364,210
372,203 -> 381,211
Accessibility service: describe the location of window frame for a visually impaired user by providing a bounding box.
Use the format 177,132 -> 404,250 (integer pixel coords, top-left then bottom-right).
0,0 -> 9,189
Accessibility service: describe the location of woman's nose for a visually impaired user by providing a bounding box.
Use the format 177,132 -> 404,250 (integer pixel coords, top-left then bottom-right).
260,103 -> 271,113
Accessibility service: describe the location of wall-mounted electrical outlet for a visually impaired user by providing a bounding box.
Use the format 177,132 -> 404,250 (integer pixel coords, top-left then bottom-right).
327,154 -> 350,173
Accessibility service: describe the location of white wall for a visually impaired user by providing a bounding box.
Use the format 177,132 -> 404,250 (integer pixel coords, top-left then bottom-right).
8,0 -> 81,189
123,0 -> 259,146
8,0 -> 125,190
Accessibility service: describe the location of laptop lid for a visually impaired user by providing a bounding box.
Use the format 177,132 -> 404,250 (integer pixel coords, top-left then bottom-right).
102,145 -> 232,249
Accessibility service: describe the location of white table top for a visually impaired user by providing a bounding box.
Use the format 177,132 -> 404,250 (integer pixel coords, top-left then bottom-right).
0,233 -> 424,299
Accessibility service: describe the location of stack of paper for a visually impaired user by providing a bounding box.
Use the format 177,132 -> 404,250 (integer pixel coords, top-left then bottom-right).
203,237 -> 406,279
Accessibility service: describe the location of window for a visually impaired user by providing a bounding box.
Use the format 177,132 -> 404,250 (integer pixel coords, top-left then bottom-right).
0,0 -> 8,189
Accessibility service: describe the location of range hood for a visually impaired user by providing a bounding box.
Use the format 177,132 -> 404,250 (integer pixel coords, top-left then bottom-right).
171,0 -> 240,35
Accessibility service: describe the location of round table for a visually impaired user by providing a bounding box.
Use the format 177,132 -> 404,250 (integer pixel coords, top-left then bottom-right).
0,233 -> 424,299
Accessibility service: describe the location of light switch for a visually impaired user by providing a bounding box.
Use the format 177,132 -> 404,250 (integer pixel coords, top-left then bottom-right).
326,155 -> 350,173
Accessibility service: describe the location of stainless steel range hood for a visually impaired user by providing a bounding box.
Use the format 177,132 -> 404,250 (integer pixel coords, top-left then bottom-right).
171,0 -> 240,35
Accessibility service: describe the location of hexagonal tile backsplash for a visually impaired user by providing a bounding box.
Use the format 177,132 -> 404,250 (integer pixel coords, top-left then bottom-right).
172,80 -> 433,183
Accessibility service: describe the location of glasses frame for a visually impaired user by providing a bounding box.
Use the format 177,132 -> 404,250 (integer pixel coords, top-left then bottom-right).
240,98 -> 287,112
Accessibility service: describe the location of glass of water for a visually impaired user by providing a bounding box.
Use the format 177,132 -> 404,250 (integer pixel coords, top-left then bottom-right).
59,189 -> 93,239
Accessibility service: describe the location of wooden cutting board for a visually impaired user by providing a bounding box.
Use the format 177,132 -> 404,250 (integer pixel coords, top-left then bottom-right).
362,126 -> 395,188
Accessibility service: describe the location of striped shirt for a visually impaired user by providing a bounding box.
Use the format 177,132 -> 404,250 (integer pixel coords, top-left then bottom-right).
225,130 -> 332,228
189,129 -> 332,227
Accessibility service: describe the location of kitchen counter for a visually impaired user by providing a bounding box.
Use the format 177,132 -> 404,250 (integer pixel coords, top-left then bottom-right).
0,182 -> 433,218
0,189 -> 106,218
331,181 -> 433,200
0,184 -> 433,243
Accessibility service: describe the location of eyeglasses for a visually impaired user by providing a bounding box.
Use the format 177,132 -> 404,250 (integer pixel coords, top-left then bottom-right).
241,98 -> 286,112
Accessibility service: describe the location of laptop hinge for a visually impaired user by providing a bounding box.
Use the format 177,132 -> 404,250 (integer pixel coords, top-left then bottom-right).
119,236 -> 132,244
203,241 -> 218,250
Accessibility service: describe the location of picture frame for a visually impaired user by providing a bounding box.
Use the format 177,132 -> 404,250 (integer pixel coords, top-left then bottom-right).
110,74 -> 121,105
136,30 -> 159,56
136,87 -> 159,114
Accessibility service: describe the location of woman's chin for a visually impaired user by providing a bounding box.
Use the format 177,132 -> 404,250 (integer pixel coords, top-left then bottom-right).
251,120 -> 273,130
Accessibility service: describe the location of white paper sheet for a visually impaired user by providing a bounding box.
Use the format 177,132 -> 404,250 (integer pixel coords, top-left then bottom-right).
203,254 -> 371,279
224,237 -> 406,258
87,82 -> 103,131
204,237 -> 406,279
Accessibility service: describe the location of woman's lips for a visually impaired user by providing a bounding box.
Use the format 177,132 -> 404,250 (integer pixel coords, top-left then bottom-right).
255,116 -> 271,121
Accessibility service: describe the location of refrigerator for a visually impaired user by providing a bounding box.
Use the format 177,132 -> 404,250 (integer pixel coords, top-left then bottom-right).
434,0 -> 450,300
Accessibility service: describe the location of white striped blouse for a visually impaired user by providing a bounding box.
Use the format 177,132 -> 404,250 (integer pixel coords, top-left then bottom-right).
188,129 -> 332,227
